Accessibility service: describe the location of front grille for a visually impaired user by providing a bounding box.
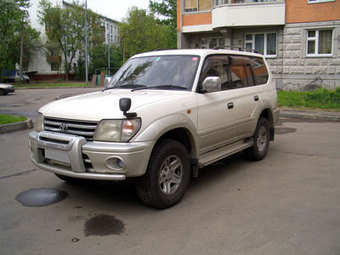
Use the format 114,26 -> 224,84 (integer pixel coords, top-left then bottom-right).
43,117 -> 98,141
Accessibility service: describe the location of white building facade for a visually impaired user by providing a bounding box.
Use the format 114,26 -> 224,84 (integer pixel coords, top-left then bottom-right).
26,0 -> 120,80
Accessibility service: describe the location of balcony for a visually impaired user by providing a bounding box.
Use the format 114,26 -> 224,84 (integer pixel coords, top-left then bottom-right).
46,56 -> 61,63
212,0 -> 285,28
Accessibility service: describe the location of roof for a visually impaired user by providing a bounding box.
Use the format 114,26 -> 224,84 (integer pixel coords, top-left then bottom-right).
132,49 -> 265,59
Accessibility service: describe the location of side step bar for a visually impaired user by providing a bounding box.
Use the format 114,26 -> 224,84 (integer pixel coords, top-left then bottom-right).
198,139 -> 254,168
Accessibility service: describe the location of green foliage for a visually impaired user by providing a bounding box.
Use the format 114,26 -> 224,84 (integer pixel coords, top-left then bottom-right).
278,88 -> 340,110
120,7 -> 177,61
88,44 -> 123,76
0,114 -> 26,125
0,0 -> 40,77
149,0 -> 177,28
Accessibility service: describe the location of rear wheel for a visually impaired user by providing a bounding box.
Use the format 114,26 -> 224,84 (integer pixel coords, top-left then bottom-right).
0,89 -> 5,96
244,117 -> 270,161
135,139 -> 191,209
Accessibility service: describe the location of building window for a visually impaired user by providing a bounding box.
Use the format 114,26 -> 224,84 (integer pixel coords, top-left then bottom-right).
51,63 -> 59,71
306,29 -> 333,56
245,32 -> 277,57
184,0 -> 212,12
308,0 -> 335,3
201,37 -> 225,49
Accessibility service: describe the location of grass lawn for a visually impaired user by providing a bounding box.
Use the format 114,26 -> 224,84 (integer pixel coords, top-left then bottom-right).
0,114 -> 27,125
277,88 -> 340,111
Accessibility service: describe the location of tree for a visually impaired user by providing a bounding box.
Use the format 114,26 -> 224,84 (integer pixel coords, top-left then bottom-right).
82,44 -> 122,80
149,0 -> 177,28
120,7 -> 177,61
0,0 -> 40,79
39,0 -> 103,80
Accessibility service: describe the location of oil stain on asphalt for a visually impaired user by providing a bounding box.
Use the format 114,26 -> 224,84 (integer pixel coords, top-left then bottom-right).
16,188 -> 68,207
84,214 -> 125,236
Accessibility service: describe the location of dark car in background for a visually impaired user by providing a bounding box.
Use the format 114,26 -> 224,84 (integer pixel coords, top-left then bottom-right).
1,70 -> 30,84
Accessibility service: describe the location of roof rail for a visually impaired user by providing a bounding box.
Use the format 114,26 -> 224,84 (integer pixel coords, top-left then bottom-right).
213,45 -> 259,54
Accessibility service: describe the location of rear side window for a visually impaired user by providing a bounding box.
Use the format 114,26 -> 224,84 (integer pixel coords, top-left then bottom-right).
229,55 -> 268,88
229,55 -> 255,88
249,57 -> 269,85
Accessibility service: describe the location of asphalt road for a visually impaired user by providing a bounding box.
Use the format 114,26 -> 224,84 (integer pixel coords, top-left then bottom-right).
0,88 -> 339,255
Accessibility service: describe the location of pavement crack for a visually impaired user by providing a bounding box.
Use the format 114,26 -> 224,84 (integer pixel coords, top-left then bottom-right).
0,169 -> 38,180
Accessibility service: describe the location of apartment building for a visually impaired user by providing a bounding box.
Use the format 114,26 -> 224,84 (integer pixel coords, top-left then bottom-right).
26,0 -> 120,80
177,0 -> 340,90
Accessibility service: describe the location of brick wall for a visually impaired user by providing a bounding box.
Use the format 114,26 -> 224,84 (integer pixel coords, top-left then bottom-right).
182,12 -> 212,26
286,0 -> 340,24
177,0 -> 181,31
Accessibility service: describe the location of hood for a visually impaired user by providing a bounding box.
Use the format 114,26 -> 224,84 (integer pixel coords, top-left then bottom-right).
39,89 -> 190,121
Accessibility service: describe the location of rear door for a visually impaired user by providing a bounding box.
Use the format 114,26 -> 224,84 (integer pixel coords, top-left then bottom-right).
228,55 -> 269,139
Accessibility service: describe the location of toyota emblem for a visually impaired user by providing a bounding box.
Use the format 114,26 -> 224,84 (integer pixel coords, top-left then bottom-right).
59,123 -> 68,132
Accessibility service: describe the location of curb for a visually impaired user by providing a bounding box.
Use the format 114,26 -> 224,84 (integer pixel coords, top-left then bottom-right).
0,119 -> 33,134
280,109 -> 340,122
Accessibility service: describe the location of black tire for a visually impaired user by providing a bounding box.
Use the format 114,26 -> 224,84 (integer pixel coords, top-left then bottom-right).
135,139 -> 191,209
244,117 -> 270,161
0,89 -> 4,96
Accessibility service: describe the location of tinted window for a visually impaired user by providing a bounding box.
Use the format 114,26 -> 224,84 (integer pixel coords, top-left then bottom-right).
249,57 -> 269,85
199,54 -> 269,92
199,55 -> 234,91
229,56 -> 253,88
229,55 -> 268,88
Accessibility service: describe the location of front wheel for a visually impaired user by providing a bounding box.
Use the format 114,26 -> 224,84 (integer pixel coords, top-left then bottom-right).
135,139 -> 191,209
244,117 -> 270,161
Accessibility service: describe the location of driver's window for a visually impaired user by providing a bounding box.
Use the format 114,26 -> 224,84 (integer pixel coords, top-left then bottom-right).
199,55 -> 233,92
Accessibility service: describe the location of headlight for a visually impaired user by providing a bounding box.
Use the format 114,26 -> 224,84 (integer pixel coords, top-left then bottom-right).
35,113 -> 43,132
94,118 -> 141,142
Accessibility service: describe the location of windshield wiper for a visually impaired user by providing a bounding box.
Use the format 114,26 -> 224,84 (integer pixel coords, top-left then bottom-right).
103,84 -> 146,92
132,85 -> 188,92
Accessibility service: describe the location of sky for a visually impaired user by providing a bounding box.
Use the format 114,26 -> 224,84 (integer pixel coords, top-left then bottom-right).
86,0 -> 151,22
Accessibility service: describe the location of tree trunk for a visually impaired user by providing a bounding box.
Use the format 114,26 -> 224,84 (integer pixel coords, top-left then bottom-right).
63,52 -> 69,81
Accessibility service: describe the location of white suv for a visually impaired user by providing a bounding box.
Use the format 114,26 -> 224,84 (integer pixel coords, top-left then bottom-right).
29,49 -> 279,208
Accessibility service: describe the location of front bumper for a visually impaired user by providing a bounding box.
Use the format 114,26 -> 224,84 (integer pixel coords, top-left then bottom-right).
29,131 -> 153,180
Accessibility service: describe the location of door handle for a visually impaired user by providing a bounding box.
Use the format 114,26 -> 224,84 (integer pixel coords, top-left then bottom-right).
254,95 -> 259,101
227,102 -> 234,109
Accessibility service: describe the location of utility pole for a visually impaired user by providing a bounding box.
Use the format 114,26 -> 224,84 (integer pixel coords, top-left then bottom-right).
85,0 -> 88,85
19,17 -> 25,83
108,32 -> 110,75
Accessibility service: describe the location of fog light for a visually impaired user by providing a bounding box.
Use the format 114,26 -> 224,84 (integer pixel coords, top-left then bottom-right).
105,157 -> 125,170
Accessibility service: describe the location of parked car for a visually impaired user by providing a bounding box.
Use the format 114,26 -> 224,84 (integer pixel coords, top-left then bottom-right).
29,49 -> 279,208
0,83 -> 15,95
2,70 -> 30,83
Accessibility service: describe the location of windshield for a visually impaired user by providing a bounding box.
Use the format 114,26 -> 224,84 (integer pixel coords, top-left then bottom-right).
106,55 -> 200,91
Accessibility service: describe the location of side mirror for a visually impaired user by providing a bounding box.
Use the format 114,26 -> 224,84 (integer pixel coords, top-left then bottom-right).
119,98 -> 131,116
119,98 -> 137,118
202,76 -> 221,93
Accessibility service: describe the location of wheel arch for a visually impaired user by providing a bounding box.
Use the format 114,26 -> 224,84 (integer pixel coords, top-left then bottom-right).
134,113 -> 199,159
259,108 -> 275,141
